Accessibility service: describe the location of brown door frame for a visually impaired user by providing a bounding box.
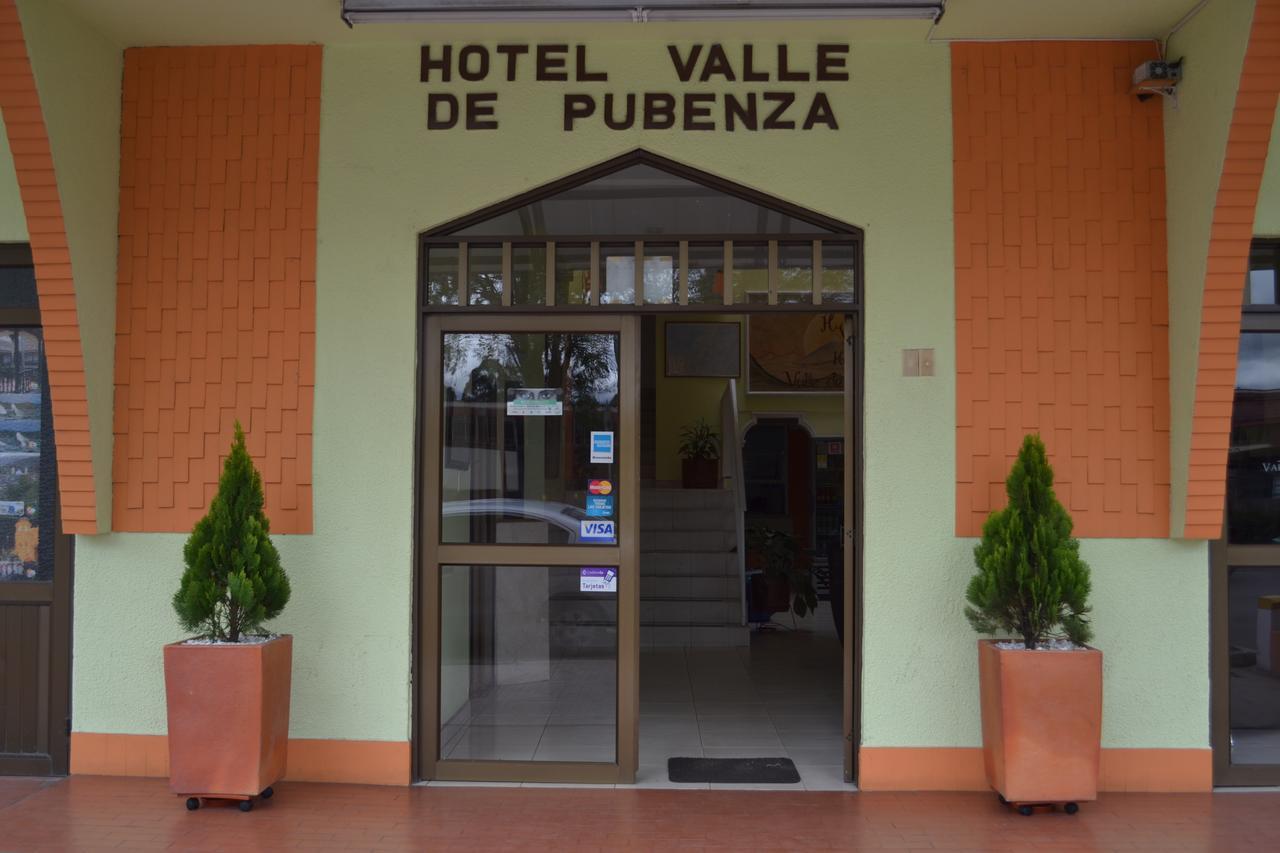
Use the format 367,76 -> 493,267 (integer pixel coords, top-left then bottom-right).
412,307 -> 863,786
0,243 -> 74,776
417,312 -> 641,784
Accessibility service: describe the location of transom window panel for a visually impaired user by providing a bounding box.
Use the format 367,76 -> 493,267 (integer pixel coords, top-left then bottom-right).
421,152 -> 861,310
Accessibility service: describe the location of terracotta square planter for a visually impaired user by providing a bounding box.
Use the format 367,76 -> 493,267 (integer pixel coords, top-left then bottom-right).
978,639 -> 1102,805
164,634 -> 292,799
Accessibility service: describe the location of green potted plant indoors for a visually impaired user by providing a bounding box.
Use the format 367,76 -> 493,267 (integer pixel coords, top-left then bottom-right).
964,434 -> 1101,815
163,423 -> 293,813
746,524 -> 818,622
678,417 -> 721,489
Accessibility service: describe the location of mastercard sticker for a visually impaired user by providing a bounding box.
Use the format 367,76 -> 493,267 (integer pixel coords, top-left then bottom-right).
588,479 -> 613,495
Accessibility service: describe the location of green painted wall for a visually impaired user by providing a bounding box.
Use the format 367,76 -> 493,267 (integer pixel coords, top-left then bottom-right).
67,23 -> 1211,757
20,0 -> 121,531
1164,0 -> 1255,537
0,113 -> 26,242
1255,106 -> 1280,235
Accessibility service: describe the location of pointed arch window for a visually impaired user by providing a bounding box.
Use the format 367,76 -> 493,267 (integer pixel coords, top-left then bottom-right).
420,150 -> 862,309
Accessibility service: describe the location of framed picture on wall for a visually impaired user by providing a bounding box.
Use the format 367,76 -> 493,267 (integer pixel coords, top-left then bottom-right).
664,321 -> 740,378
747,314 -> 844,394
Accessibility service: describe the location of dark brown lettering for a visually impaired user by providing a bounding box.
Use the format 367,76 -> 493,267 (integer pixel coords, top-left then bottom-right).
682,93 -> 715,130
777,45 -> 809,81
458,45 -> 489,81
563,93 -> 596,130
603,93 -> 635,129
762,92 -> 796,129
699,44 -> 735,82
742,45 -> 768,81
643,93 -> 676,129
426,92 -> 459,129
537,44 -> 569,81
816,44 -> 850,81
420,45 -> 451,82
495,44 -> 528,81
667,45 -> 702,82
575,45 -> 608,81
725,93 -> 758,131
465,92 -> 498,129
802,92 -> 838,130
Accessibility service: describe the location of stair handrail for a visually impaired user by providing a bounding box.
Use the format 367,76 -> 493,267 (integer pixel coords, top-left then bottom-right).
720,378 -> 747,625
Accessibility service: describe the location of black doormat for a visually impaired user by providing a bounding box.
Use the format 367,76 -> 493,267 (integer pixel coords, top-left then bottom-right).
667,757 -> 801,784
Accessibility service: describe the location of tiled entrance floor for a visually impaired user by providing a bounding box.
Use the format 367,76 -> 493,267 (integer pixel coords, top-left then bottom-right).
4,775 -> 1280,852
637,621 -> 846,791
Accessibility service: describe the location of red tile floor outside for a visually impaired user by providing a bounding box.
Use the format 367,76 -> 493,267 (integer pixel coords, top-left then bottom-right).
3,776 -> 1280,852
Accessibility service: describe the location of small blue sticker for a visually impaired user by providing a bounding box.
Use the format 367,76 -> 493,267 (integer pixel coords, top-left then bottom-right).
586,495 -> 614,517
579,518 -> 616,543
590,431 -> 614,463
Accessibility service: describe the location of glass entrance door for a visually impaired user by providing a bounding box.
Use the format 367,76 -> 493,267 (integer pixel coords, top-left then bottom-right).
420,315 -> 639,783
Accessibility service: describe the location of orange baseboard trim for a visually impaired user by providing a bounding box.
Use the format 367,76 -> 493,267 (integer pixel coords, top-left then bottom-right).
858,747 -> 1212,792
70,733 -> 410,786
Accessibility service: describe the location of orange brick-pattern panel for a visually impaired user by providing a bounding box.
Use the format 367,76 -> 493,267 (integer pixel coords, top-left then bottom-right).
112,46 -> 320,533
953,42 -> 1171,538
1183,0 -> 1280,540
0,0 -> 98,534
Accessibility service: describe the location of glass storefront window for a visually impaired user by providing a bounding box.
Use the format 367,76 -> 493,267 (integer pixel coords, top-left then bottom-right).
439,563 -> 617,763
777,241 -> 813,305
1228,333 -> 1280,544
440,331 -> 620,545
1227,565 -> 1280,764
822,242 -> 858,304
555,244 -> 592,305
732,242 -> 768,304
1247,243 -> 1279,307
467,245 -> 503,307
0,328 -> 46,582
687,243 -> 725,305
512,245 -> 547,306
425,246 -> 460,306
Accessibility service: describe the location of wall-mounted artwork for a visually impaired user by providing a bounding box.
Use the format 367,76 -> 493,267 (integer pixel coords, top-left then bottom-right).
664,322 -> 740,378
748,314 -> 844,394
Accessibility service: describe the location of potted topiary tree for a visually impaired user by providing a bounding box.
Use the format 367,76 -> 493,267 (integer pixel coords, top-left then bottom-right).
678,418 -> 720,489
964,434 -> 1100,816
164,423 -> 292,813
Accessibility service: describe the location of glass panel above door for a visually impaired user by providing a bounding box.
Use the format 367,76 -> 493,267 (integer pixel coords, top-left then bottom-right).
441,331 -> 620,545
444,164 -> 838,238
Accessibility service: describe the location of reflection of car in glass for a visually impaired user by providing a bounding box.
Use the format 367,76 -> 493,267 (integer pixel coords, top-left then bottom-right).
441,498 -> 588,544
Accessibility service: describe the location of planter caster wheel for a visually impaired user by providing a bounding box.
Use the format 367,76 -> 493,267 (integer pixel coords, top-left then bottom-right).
239,799 -> 254,813
1064,802 -> 1079,815
260,787 -> 274,800
1017,805 -> 1034,817
185,798 -> 200,811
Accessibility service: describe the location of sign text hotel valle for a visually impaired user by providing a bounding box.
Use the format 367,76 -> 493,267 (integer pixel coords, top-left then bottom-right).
420,43 -> 850,131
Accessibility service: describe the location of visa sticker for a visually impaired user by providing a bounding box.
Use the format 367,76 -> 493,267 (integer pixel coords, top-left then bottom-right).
588,479 -> 613,495
586,495 -> 614,517
590,431 -> 614,464
579,519 -> 616,543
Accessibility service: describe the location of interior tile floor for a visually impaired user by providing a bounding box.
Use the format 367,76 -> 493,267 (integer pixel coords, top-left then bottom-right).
636,612 -> 847,791
438,607 -> 846,789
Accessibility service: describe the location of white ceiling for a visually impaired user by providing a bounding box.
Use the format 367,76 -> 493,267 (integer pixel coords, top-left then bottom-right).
53,0 -> 1205,46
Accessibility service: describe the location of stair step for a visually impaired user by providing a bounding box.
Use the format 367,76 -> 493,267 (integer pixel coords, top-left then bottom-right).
639,530 -> 736,552
641,489 -> 736,511
640,508 -> 736,533
641,552 -> 739,576
641,575 -> 741,598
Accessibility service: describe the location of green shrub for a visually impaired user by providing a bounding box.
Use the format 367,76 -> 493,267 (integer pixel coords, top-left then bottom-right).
678,418 -> 720,461
173,423 -> 291,642
964,434 -> 1093,649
